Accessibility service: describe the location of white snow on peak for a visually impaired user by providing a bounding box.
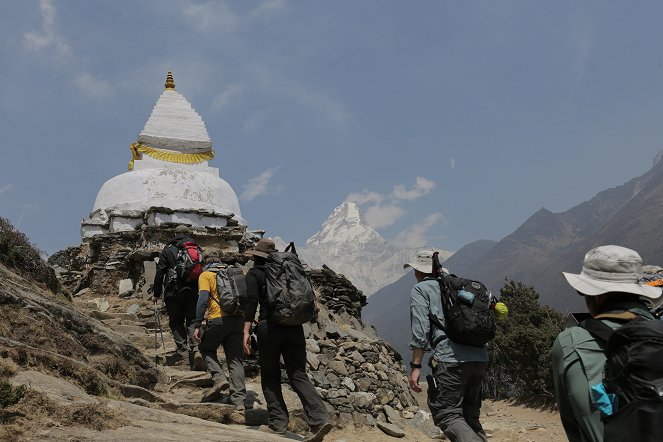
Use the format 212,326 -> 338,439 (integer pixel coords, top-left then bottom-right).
300,201 -> 454,296
306,202 -> 386,247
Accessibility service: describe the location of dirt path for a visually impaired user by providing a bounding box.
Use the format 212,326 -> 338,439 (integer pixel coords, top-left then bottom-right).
72,295 -> 567,441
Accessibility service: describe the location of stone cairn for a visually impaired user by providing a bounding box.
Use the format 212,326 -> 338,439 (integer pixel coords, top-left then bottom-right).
50,227 -> 440,437
305,266 -> 419,428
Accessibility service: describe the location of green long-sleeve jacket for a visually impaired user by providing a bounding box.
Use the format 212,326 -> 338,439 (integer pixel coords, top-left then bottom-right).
551,301 -> 654,442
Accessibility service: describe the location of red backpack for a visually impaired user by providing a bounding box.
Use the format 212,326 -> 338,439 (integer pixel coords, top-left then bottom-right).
174,240 -> 203,282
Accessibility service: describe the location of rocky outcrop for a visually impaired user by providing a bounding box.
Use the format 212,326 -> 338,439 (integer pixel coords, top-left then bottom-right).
309,265 -> 368,319
0,262 -> 160,395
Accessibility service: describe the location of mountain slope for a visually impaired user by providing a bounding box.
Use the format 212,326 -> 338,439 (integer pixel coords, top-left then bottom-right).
533,157 -> 663,311
461,154 -> 663,312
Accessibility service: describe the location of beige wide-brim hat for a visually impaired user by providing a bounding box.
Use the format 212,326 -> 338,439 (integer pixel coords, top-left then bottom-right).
403,250 -> 448,274
563,245 -> 662,299
245,238 -> 277,259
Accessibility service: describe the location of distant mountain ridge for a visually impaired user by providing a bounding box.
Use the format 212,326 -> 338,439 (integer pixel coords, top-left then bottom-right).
465,152 -> 663,311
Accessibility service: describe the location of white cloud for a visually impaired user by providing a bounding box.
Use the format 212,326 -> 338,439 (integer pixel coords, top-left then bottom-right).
347,176 -> 436,229
75,73 -> 111,100
392,177 -> 435,200
211,84 -> 247,111
344,190 -> 384,206
21,0 -> 116,100
250,0 -> 285,19
181,0 -> 284,34
183,1 -> 239,34
240,166 -> 282,201
450,158 -> 455,169
0,184 -> 13,196
364,204 -> 406,229
393,212 -> 443,248
22,0 -> 71,58
574,23 -> 595,79
290,88 -> 349,127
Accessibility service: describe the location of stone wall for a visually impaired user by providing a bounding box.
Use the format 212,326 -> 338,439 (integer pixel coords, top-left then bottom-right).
51,224 -> 251,298
303,266 -> 416,426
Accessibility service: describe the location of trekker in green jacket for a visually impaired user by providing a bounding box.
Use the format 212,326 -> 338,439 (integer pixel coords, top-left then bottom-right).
551,245 -> 662,442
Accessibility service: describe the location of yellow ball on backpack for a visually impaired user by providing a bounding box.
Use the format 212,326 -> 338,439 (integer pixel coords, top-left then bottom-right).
494,302 -> 508,320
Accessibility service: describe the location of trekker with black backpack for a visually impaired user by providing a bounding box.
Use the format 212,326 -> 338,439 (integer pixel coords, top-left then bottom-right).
152,225 -> 204,370
552,245 -> 663,442
192,253 -> 247,408
242,239 -> 332,442
406,250 -> 490,442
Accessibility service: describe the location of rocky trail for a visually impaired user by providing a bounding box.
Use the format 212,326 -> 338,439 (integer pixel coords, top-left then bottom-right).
1,260 -> 567,441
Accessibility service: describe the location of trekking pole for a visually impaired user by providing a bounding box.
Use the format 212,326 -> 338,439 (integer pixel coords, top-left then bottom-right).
154,301 -> 166,350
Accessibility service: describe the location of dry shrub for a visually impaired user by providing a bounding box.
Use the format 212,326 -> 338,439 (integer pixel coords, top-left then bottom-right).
5,347 -> 108,397
0,217 -> 59,292
0,357 -> 18,378
89,354 -> 135,384
66,402 -> 129,430
1,389 -> 128,437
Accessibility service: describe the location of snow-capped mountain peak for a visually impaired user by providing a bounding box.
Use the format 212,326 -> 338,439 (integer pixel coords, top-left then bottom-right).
306,201 -> 386,247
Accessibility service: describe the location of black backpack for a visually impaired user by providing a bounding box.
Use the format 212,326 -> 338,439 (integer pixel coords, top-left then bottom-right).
580,315 -> 663,442
206,263 -> 247,315
265,242 -> 316,326
429,274 -> 496,347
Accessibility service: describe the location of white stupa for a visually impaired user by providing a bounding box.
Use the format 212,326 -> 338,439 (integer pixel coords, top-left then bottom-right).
81,72 -> 245,239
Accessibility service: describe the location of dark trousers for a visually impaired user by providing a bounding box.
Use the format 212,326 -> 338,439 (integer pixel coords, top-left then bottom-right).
428,361 -> 488,442
199,316 -> 246,406
256,320 -> 329,432
164,290 -> 198,357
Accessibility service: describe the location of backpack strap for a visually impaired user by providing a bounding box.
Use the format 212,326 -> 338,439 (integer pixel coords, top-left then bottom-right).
594,311 -> 639,321
580,311 -> 642,345
427,276 -> 454,348
579,318 -> 615,344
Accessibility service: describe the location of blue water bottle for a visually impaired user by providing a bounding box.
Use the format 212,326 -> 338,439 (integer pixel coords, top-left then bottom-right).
456,289 -> 475,305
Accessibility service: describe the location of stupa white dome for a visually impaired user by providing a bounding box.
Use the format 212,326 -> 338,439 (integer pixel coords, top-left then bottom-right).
81,72 -> 244,239
92,165 -> 241,216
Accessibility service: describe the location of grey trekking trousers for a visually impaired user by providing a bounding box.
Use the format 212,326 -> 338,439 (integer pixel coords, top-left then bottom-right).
199,315 -> 246,407
428,361 -> 488,442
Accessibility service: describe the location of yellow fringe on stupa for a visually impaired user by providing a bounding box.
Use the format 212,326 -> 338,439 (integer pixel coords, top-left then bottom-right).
128,143 -> 215,170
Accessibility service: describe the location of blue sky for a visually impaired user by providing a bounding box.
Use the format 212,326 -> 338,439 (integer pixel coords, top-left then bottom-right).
2,1 -> 663,255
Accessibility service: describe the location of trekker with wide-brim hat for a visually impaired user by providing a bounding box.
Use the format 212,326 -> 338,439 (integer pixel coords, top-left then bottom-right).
552,245 -> 662,442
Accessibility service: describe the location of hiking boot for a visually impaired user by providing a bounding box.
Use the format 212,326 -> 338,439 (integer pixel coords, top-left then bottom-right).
200,379 -> 229,403
193,352 -> 204,371
258,425 -> 287,436
165,351 -> 188,366
304,422 -> 333,442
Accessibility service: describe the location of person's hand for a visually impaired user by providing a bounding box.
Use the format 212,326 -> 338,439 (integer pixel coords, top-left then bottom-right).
242,331 -> 252,355
193,327 -> 202,343
408,368 -> 422,393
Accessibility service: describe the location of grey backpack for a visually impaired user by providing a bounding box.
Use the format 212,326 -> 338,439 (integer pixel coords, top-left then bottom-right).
207,263 -> 247,315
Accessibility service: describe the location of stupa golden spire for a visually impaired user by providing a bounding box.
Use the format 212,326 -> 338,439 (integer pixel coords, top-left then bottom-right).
164,70 -> 175,90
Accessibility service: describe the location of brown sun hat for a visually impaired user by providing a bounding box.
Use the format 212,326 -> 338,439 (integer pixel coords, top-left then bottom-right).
245,238 -> 277,258
175,224 -> 192,234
